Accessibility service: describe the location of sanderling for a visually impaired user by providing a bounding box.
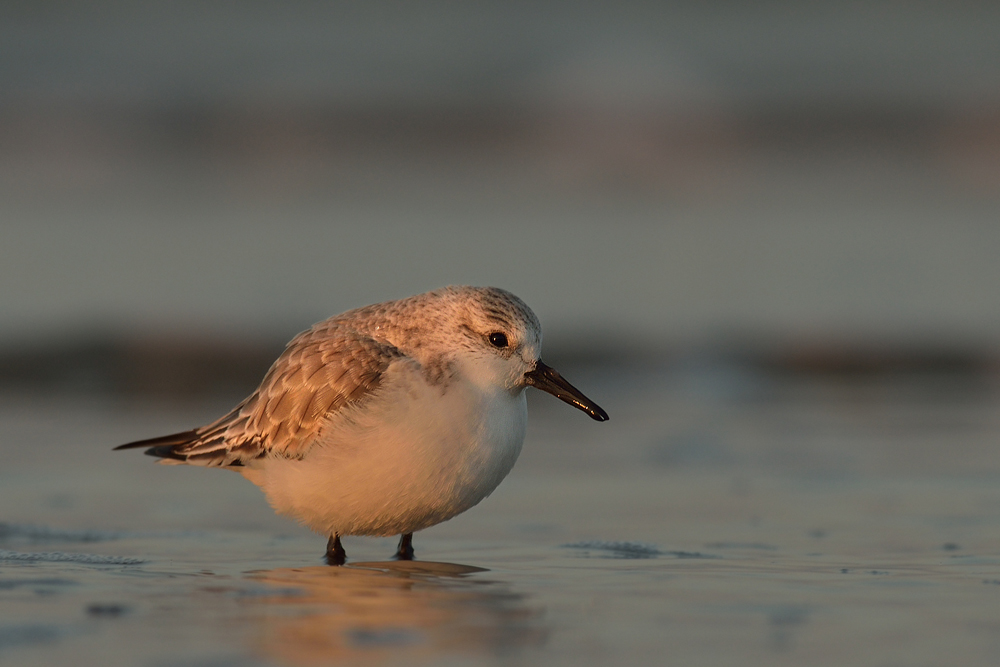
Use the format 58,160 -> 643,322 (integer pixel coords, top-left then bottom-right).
116,286 -> 608,564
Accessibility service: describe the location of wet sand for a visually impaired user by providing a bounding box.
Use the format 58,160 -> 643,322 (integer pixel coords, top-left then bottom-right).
3,364 -> 1000,666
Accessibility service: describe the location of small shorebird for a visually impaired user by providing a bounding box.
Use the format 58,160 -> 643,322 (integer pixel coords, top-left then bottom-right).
116,286 -> 608,564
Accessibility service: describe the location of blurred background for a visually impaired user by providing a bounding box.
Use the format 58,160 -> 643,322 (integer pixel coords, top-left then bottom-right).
2,1 -> 1000,396
1,1 -> 999,394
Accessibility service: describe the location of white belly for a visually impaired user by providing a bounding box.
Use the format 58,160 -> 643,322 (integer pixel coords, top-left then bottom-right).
241,368 -> 528,537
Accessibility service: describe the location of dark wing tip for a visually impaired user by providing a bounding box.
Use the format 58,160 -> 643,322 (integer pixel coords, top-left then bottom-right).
141,444 -> 189,461
113,430 -> 199,460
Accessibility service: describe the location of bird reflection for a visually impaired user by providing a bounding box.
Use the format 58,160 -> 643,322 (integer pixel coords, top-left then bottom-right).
244,561 -> 547,665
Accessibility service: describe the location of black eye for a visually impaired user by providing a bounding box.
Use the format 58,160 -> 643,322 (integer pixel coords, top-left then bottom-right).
488,332 -> 509,348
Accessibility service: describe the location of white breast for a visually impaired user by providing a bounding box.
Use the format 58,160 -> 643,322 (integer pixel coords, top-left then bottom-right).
241,361 -> 528,537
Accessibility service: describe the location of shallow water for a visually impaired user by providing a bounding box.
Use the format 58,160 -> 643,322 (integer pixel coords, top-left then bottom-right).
3,368 -> 1000,666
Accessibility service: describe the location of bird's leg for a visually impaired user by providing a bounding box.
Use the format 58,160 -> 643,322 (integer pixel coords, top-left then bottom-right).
325,534 -> 347,566
394,533 -> 414,561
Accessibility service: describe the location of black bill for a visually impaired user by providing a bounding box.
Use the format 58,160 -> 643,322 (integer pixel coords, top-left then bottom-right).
524,360 -> 609,422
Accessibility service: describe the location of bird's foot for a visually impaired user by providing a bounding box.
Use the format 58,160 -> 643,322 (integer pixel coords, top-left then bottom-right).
393,533 -> 414,561
325,534 -> 347,566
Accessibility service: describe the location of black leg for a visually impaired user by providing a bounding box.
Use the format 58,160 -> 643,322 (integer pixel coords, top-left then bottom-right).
325,534 -> 346,566
394,533 -> 414,561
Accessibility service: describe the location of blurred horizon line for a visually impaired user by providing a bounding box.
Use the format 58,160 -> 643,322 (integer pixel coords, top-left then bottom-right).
2,327 -> 996,402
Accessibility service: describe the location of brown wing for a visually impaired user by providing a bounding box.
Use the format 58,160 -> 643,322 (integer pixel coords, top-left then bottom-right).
115,326 -> 404,467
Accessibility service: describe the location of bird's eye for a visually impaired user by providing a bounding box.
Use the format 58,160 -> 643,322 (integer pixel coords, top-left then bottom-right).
488,332 -> 509,348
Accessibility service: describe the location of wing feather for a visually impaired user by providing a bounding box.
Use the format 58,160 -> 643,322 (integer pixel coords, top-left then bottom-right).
115,325 -> 404,466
